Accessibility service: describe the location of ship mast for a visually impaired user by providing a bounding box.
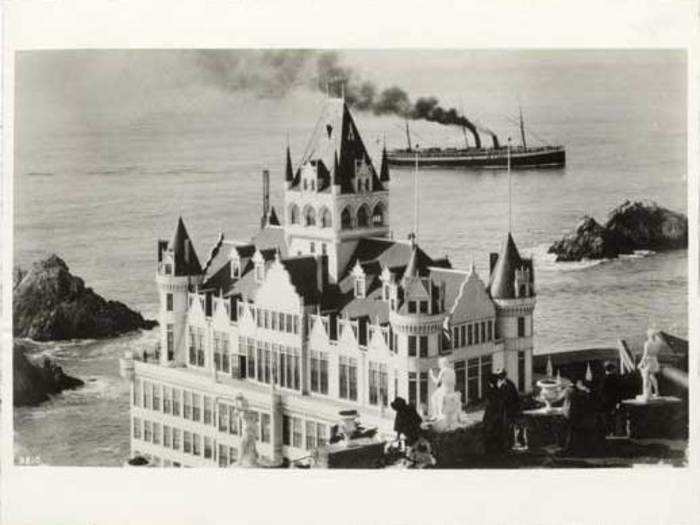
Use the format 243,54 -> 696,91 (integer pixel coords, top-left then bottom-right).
507,137 -> 512,233
405,120 -> 413,151
519,106 -> 527,149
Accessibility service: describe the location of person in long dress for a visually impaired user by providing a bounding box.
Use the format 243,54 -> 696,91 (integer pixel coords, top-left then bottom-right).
429,357 -> 456,419
482,373 -> 507,455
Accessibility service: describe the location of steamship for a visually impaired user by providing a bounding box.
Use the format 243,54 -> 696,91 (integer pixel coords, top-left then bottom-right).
387,110 -> 565,169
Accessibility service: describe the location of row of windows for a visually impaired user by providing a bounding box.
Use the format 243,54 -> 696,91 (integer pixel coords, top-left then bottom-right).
288,202 -> 385,229
282,416 -> 329,450
242,338 -> 302,391
134,381 -> 216,427
452,319 -> 495,349
252,308 -> 301,334
407,335 -> 429,357
133,418 -> 215,460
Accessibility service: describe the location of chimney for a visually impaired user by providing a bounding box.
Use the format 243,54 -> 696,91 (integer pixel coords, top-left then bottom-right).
261,169 -> 270,228
316,254 -> 328,291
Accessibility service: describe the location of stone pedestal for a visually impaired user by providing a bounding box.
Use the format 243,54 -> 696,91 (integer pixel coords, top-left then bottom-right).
325,438 -> 385,469
521,407 -> 568,449
620,396 -> 685,439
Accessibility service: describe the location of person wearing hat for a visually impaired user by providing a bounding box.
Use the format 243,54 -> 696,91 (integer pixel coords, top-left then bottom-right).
597,361 -> 622,436
496,368 -> 521,449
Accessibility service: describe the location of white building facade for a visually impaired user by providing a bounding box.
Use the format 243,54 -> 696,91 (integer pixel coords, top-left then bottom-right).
125,98 -> 536,467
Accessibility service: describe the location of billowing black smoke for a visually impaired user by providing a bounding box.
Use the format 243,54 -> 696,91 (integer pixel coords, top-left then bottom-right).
193,50 -> 495,148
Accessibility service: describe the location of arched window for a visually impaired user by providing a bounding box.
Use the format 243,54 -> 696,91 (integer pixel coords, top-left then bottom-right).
372,202 -> 385,226
320,207 -> 332,228
304,206 -> 316,227
357,205 -> 369,228
289,204 -> 299,225
341,207 -> 353,230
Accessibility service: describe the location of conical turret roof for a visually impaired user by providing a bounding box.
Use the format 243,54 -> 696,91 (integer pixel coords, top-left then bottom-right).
167,217 -> 202,276
488,232 -> 523,299
379,146 -> 390,182
285,146 -> 294,182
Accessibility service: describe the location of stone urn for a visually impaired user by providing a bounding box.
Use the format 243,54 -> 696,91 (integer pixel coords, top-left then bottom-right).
536,378 -> 565,413
338,409 -> 359,448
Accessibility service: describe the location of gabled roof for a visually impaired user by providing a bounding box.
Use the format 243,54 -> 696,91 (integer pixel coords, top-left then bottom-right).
296,98 -> 383,194
488,233 -> 523,299
343,237 -> 436,280
167,217 -> 203,276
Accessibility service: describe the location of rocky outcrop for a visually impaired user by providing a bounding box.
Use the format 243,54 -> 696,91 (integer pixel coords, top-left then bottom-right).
549,201 -> 687,262
13,340 -> 84,406
13,255 -> 157,341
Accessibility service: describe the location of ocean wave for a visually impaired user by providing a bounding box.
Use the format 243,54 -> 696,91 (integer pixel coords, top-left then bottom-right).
619,250 -> 656,259
529,243 -> 610,272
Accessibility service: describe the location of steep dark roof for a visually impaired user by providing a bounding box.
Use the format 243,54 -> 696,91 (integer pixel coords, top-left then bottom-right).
167,217 -> 203,276
281,256 -> 321,304
488,233 -> 523,299
297,99 -> 382,194
285,146 -> 294,182
251,225 -> 287,256
379,146 -> 390,183
343,238 -> 435,280
263,206 -> 281,227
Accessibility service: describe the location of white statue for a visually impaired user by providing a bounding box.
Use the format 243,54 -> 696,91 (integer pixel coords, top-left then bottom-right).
236,410 -> 260,468
429,357 -> 456,419
637,329 -> 662,401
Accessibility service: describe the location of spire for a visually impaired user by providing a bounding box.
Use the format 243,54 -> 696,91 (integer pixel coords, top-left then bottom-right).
488,232 -> 523,299
404,244 -> 420,280
263,206 -> 280,227
285,145 -> 294,183
167,217 -> 203,276
379,145 -> 390,182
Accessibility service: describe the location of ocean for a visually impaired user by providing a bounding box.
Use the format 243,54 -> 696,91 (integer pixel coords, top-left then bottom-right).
13,50 -> 687,465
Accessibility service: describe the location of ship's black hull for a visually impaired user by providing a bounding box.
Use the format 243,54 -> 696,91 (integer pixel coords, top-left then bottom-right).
387,147 -> 565,169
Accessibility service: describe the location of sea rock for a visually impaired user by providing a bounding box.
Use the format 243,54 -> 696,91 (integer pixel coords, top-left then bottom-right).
13,254 -> 157,341
548,201 -> 687,262
13,340 -> 84,407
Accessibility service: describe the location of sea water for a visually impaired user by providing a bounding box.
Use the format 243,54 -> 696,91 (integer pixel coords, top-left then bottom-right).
13,51 -> 687,465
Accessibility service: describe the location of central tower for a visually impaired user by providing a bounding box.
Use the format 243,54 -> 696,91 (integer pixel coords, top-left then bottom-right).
283,97 -> 391,283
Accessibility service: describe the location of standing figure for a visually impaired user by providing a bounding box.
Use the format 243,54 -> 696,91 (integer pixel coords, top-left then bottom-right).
236,410 -> 260,468
637,330 -> 662,400
429,357 -> 456,419
497,368 -> 521,449
482,373 -> 507,455
597,361 -> 621,436
390,397 -> 423,447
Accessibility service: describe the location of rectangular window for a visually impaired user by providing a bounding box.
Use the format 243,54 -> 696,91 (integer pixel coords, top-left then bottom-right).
144,382 -> 152,410
292,417 -> 303,448
408,336 -> 417,357
408,301 -> 416,314
197,328 -> 205,367
264,343 -> 271,384
257,343 -> 264,382
348,358 -> 357,401
261,413 -> 271,443
133,379 -> 141,407
379,364 -> 388,406
271,310 -> 278,330
163,386 -> 172,414
204,436 -> 213,459
278,312 -> 285,332
293,315 -> 300,335
518,351 -> 526,392
172,428 -> 180,450
306,421 -> 316,450
317,423 -> 328,447
229,447 -> 238,463
474,323 -> 480,344
368,362 -> 379,405
419,336 -> 428,357
192,394 -> 201,422
487,320 -> 493,341
219,403 -> 228,432
203,396 -> 212,425
193,434 -> 201,456
133,417 -> 141,439
152,422 -> 161,445
163,425 -> 171,448
419,372 -> 428,409
256,308 -> 262,328
144,421 -> 152,442
219,444 -> 229,467
419,300 -> 428,313
310,241 -> 316,254
286,314 -> 293,333
166,293 -> 174,311
468,324 -> 473,345
264,310 -> 270,330
453,326 -> 459,348
294,349 -> 301,391
172,388 -> 181,417
481,322 -> 486,343
480,355 -> 493,399
467,358 -> 479,405
189,328 -> 196,365
408,372 -> 417,408
229,406 -> 238,435
339,356 -> 348,399
222,334 -> 230,373
518,317 -> 526,338
461,325 -> 466,346
283,415 -> 291,446
214,332 -> 221,371
247,338 -> 256,379
153,384 -> 161,412
310,351 -> 319,392
166,324 -> 173,359
183,391 -> 192,420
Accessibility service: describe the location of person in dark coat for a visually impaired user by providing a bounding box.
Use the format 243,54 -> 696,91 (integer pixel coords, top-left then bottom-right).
563,378 -> 607,456
390,397 -> 423,447
497,369 -> 521,449
482,373 -> 507,455
597,361 -> 622,436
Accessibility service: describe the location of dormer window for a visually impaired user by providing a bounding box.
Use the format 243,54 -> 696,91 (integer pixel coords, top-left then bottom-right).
231,258 -> 240,279
408,301 -> 417,314
355,275 -> 366,298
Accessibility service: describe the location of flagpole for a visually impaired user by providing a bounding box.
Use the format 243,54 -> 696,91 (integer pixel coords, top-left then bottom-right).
507,137 -> 512,233
414,152 -> 419,242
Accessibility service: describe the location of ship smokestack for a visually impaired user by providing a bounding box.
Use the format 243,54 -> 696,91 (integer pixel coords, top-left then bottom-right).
464,121 -> 481,149
490,133 -> 500,149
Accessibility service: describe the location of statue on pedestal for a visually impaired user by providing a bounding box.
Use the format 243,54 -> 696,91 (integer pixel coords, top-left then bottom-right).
636,330 -> 662,401
429,357 -> 462,431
